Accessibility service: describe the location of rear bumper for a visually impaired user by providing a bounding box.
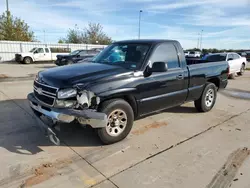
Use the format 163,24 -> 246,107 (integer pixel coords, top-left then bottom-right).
27,93 -> 107,128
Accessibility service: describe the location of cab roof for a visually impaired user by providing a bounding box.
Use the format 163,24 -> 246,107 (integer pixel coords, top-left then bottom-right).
113,39 -> 178,45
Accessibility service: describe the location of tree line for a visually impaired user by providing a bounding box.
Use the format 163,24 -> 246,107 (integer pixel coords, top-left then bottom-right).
58,23 -> 112,45
0,11 -> 112,44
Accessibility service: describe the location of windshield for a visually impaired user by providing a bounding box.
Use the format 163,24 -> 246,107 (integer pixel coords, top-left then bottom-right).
92,43 -> 151,70
190,51 -> 195,54
29,48 -> 37,52
203,54 -> 227,61
69,50 -> 81,55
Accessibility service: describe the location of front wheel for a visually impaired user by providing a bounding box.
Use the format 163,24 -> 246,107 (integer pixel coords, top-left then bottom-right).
237,64 -> 245,76
23,57 -> 33,64
97,99 -> 134,144
194,83 -> 217,112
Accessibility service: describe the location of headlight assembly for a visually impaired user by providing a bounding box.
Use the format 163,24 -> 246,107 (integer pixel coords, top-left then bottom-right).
55,100 -> 76,108
57,88 -> 77,99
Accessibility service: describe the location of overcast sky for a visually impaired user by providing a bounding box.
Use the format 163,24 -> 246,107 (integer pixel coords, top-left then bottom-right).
1,0 -> 250,49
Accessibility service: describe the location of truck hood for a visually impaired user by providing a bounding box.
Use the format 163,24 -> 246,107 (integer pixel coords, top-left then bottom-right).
56,54 -> 95,62
17,52 -> 33,56
39,63 -> 131,88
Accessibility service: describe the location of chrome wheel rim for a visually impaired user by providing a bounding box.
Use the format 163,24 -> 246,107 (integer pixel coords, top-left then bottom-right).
26,59 -> 31,63
205,89 -> 214,107
106,109 -> 127,137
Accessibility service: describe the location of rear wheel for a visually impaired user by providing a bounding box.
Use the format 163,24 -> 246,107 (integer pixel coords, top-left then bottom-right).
23,57 -> 33,64
228,73 -> 235,79
194,83 -> 217,112
97,99 -> 134,144
237,64 -> 245,76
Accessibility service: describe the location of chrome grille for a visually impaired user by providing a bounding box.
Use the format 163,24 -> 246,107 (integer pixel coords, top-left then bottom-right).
33,81 -> 58,106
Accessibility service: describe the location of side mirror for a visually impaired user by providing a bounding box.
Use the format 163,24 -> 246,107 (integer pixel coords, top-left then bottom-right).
151,62 -> 168,72
76,54 -> 80,57
227,58 -> 233,61
34,51 -> 38,54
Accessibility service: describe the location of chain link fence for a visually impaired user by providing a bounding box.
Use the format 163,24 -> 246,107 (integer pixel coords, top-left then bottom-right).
0,41 -> 107,62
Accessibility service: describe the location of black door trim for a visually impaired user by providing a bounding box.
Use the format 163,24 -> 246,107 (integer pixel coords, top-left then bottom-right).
140,89 -> 187,102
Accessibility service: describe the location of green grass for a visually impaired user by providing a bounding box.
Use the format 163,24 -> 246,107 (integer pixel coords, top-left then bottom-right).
246,68 -> 250,71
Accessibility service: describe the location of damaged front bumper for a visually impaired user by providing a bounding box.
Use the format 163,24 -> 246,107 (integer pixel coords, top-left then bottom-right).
27,93 -> 107,144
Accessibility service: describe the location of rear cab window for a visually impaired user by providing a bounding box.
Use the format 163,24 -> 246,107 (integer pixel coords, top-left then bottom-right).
45,48 -> 49,53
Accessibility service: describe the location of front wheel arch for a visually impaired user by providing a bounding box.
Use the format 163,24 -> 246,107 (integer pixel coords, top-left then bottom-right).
99,94 -> 138,118
23,56 -> 34,64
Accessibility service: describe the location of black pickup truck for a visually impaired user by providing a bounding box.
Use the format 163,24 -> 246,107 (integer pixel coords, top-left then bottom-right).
55,49 -> 100,66
27,39 -> 228,145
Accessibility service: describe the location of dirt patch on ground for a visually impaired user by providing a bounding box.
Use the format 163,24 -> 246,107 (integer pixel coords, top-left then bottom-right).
21,159 -> 73,187
0,74 -> 9,78
132,121 -> 168,135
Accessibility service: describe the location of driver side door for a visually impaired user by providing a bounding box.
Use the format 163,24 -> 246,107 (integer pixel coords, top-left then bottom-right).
137,43 -> 188,115
33,48 -> 46,61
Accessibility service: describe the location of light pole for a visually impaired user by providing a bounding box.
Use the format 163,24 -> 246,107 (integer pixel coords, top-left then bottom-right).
6,0 -> 9,12
200,29 -> 203,51
138,10 -> 142,39
43,30 -> 46,43
197,33 -> 200,49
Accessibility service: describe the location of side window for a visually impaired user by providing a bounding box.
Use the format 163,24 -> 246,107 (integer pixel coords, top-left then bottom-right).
79,51 -> 87,56
45,48 -> 49,53
227,54 -> 233,60
150,43 -> 180,69
233,54 -> 240,59
37,48 -> 44,53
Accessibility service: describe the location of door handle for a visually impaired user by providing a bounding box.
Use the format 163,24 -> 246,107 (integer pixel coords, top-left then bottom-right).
176,75 -> 184,80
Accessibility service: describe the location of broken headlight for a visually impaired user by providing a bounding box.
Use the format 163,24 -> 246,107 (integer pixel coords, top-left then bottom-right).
77,91 -> 100,108
57,88 -> 77,99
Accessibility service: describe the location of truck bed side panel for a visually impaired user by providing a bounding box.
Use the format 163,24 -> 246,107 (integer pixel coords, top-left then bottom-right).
186,61 -> 228,101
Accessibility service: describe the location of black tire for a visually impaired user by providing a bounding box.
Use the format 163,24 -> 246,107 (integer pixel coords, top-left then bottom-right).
194,83 -> 217,112
237,64 -> 245,76
97,99 -> 134,144
228,73 -> 235,79
23,57 -> 33,64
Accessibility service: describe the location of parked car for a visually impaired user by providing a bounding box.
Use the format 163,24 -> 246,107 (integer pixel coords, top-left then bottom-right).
90,47 -> 104,52
245,51 -> 250,61
237,52 -> 247,57
184,51 -> 190,57
55,49 -> 99,66
202,53 -> 247,78
188,51 -> 201,58
27,39 -> 228,145
15,47 -> 70,64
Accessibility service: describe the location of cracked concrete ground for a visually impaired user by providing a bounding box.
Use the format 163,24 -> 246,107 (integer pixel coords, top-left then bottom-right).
0,63 -> 250,188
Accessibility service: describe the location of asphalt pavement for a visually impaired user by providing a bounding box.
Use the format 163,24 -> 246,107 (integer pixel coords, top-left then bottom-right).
0,63 -> 250,188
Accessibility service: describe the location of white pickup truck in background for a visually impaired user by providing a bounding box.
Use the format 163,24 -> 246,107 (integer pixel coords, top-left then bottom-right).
15,47 -> 70,64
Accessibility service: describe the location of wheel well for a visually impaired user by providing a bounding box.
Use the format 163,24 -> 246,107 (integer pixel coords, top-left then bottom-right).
123,95 -> 138,117
100,95 -> 138,118
23,56 -> 33,61
242,62 -> 245,66
207,78 -> 220,89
